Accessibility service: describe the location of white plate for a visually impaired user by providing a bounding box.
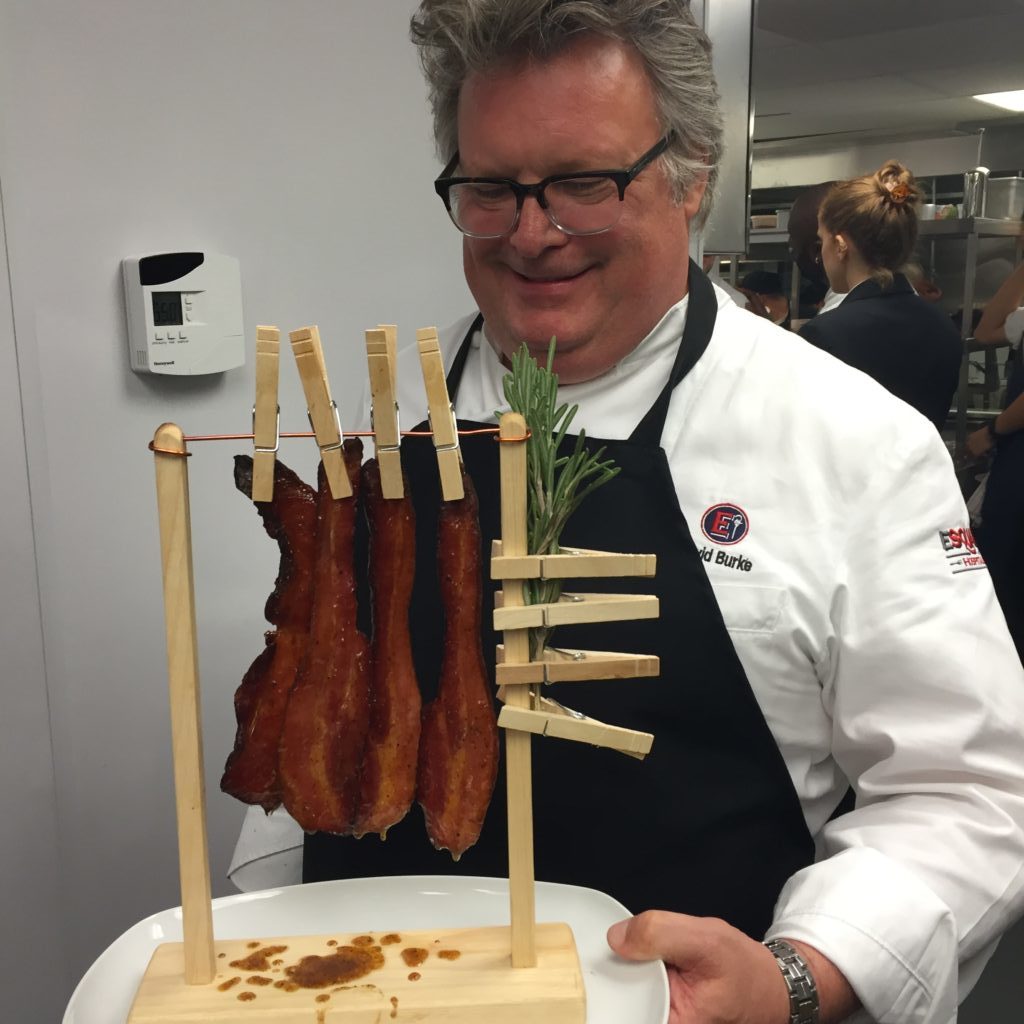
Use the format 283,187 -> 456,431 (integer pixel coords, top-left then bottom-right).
64,875 -> 668,1024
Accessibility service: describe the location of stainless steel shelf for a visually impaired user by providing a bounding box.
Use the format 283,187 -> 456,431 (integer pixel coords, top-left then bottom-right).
918,217 -> 1023,239
747,229 -> 788,245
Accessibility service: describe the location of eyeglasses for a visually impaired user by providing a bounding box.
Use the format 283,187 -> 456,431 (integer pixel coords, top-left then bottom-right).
434,133 -> 674,239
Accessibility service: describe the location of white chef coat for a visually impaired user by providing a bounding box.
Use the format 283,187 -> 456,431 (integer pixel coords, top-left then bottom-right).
819,287 -> 846,313
230,292 -> 1024,1024
1004,307 -> 1024,348
706,266 -> 748,308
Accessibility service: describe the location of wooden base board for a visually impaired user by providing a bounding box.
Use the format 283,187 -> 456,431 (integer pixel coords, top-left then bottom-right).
128,921 -> 585,1023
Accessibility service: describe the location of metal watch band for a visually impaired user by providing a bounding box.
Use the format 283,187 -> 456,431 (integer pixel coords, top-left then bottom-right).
764,938 -> 820,1024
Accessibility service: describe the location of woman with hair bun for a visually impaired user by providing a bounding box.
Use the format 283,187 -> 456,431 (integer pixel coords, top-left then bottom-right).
799,161 -> 963,431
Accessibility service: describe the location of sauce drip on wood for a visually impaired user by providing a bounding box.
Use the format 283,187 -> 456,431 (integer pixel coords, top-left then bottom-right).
283,945 -> 386,988
229,945 -> 289,971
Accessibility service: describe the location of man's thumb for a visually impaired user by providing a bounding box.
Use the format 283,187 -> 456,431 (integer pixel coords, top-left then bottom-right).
607,910 -> 697,963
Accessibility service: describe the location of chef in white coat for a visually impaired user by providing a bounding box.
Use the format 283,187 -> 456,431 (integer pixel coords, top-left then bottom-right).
231,3 -> 1024,1022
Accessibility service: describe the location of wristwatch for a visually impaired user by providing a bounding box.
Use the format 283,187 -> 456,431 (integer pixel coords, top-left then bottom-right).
764,938 -> 820,1024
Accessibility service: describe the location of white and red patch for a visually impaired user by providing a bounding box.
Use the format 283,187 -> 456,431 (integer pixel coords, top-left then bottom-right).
938,526 -> 987,574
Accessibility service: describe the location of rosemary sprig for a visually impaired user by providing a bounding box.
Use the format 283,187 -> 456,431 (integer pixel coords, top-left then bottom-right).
499,339 -> 620,659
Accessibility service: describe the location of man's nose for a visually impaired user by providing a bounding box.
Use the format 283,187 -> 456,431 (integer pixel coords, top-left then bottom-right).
508,195 -> 569,258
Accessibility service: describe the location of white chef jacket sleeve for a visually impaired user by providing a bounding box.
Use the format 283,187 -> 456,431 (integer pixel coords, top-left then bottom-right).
1004,307 -> 1024,348
767,421 -> 1024,1023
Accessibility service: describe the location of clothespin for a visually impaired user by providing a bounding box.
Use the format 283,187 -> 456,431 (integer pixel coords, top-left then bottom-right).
366,326 -> 403,499
250,326 -> 281,502
288,326 -> 352,499
416,326 -> 464,501
498,700 -> 654,760
377,323 -> 398,389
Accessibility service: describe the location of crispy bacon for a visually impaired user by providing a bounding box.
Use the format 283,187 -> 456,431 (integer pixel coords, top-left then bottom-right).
417,469 -> 499,859
354,459 -> 422,838
277,441 -> 371,834
221,457 -> 317,811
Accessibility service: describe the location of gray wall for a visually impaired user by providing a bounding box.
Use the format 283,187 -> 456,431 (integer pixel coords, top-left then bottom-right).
0,63 -> 67,1024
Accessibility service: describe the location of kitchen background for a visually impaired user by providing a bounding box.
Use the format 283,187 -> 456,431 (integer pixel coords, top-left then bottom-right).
2,1 -> 1022,1019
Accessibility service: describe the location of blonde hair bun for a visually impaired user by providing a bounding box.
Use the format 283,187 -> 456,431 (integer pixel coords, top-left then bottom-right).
876,161 -> 921,207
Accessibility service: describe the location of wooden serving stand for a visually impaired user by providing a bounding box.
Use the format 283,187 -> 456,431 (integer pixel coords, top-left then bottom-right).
136,327 -> 659,1022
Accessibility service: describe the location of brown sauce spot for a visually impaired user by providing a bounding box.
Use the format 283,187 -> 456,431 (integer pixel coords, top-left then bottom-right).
237,991 -> 256,1002
217,977 -> 241,992
401,947 -> 428,967
327,939 -> 337,947
272,959 -> 284,966
247,975 -> 273,986
316,1011 -> 326,1024
381,933 -> 402,945
391,995 -> 399,1018
315,993 -> 330,1003
352,934 -> 375,946
283,945 -> 385,989
437,949 -> 461,961
408,972 -> 421,981
229,944 -> 289,971
273,979 -> 300,992
247,941 -> 260,949
217,953 -> 226,959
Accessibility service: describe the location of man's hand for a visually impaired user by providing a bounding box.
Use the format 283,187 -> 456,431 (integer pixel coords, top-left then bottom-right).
607,911 -> 859,1024
966,425 -> 995,458
740,289 -> 773,320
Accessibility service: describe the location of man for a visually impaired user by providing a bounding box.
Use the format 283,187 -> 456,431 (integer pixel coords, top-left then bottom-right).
788,181 -> 845,313
234,4 -> 1024,1022
966,235 -> 1024,661
739,270 -> 790,326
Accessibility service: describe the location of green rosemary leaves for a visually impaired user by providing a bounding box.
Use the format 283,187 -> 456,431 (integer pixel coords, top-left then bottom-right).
500,339 -> 619,658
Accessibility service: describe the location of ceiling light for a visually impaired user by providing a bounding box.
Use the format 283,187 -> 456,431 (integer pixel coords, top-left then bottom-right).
973,90 -> 1024,113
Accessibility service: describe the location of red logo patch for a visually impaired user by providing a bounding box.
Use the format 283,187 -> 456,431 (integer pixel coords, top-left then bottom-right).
938,527 -> 987,574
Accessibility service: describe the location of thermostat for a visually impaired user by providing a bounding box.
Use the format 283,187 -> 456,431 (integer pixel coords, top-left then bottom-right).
122,252 -> 245,374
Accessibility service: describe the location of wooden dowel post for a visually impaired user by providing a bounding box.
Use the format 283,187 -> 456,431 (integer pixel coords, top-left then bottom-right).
152,423 -> 215,985
498,412 -> 537,968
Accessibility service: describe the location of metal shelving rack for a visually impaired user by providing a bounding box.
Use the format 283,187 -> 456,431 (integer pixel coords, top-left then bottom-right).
918,217 -> 1024,452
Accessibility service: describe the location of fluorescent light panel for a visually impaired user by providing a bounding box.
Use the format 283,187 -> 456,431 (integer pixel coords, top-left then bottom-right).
973,90 -> 1024,112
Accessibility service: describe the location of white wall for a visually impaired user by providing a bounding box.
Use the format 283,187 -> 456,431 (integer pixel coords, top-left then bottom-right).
1,0 -> 471,1010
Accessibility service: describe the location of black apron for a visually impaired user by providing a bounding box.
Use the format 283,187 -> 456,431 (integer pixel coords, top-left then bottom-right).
306,265 -> 814,938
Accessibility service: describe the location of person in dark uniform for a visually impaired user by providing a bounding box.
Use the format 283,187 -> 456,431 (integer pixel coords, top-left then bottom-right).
232,5 -> 1024,1022
739,270 -> 790,326
787,180 -> 846,315
798,163 -> 963,431
966,231 -> 1024,660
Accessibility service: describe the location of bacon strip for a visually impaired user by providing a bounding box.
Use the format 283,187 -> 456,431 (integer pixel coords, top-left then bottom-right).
417,469 -> 499,859
278,441 -> 371,834
221,457 -> 317,811
354,460 -> 422,838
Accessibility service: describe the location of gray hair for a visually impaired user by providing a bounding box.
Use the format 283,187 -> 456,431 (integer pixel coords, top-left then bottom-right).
410,0 -> 724,223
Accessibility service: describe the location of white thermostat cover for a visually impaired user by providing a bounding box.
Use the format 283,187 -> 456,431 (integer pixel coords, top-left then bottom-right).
122,252 -> 244,375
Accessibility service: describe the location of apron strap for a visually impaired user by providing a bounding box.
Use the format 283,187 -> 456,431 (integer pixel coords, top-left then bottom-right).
445,312 -> 484,396
629,260 -> 718,446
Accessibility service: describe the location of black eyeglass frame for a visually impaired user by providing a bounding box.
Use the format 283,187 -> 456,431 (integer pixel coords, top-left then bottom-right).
433,132 -> 676,239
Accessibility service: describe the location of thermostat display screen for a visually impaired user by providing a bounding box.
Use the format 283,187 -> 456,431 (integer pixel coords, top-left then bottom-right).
152,291 -> 183,326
